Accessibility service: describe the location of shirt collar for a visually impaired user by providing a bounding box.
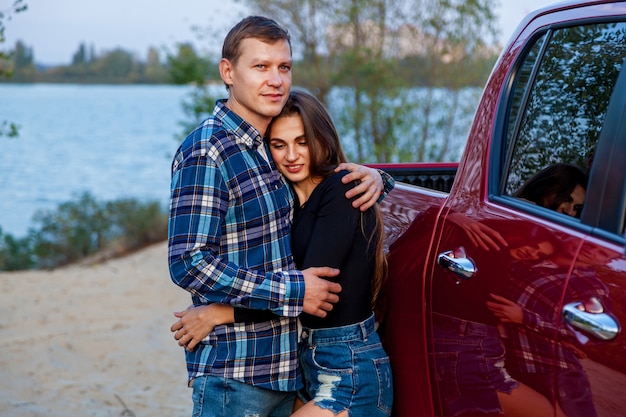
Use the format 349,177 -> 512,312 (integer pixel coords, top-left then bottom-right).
214,99 -> 265,149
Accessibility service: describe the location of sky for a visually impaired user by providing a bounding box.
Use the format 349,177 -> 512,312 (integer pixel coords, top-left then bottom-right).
2,0 -> 559,66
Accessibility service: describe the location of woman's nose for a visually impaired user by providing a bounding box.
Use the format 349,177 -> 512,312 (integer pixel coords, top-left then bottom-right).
559,203 -> 576,217
286,145 -> 298,160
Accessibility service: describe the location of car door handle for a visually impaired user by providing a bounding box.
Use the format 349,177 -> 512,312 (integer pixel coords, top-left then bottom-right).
437,246 -> 477,282
562,298 -> 621,342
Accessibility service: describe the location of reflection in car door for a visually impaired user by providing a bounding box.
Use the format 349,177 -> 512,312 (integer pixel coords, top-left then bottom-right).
426,13 -> 626,417
427,204 -> 582,417
563,237 -> 625,417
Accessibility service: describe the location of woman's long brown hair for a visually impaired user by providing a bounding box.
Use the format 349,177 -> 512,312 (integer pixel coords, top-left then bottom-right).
267,89 -> 387,310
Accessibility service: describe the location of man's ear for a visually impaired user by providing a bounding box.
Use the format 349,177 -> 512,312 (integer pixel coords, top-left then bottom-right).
219,58 -> 233,87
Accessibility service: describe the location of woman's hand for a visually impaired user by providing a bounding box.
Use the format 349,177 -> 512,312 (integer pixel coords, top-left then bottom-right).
170,304 -> 235,352
486,293 -> 524,324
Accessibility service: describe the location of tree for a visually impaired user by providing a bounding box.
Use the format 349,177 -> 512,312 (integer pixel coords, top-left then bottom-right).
240,0 -> 499,162
71,42 -> 92,67
142,46 -> 168,82
92,48 -> 138,80
166,42 -> 215,85
0,0 -> 27,138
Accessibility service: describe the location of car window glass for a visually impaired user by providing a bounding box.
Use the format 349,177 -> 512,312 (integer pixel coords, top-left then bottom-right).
503,22 -> 626,205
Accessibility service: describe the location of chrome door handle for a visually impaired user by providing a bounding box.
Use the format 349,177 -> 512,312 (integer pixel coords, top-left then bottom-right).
437,246 -> 477,282
563,298 -> 620,342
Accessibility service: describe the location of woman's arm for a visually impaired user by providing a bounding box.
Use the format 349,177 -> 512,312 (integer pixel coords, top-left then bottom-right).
171,305 -> 280,351
171,304 -> 235,351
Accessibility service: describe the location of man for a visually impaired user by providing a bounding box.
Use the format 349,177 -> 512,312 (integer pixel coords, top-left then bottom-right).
168,16 -> 392,417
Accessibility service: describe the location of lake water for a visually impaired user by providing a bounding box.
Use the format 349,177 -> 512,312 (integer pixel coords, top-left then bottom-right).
0,83 -> 474,238
0,83 -> 196,237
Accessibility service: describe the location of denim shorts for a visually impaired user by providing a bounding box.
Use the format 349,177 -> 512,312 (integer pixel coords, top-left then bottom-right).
298,313 -> 393,416
431,312 -> 519,417
190,375 -> 296,417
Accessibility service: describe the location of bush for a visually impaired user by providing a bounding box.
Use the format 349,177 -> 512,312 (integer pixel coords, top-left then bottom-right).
0,192 -> 168,271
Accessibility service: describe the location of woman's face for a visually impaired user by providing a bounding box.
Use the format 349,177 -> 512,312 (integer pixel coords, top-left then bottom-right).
268,115 -> 311,185
509,240 -> 555,261
555,184 -> 586,217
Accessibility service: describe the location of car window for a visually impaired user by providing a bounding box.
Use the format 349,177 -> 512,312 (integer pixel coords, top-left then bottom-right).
502,22 -> 626,215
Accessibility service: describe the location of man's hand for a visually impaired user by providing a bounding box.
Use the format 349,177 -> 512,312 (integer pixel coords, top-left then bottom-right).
336,163 -> 383,211
302,267 -> 341,318
447,212 -> 508,251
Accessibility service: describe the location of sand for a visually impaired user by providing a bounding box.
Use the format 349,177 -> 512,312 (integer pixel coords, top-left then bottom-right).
2,241 -> 624,417
0,242 -> 192,417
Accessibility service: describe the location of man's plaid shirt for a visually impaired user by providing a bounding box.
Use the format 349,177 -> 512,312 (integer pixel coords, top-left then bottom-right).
504,261 -> 610,373
168,100 -> 306,391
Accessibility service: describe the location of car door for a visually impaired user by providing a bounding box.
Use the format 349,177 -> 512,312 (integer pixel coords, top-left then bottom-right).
557,46 -> 626,416
426,8 -> 626,417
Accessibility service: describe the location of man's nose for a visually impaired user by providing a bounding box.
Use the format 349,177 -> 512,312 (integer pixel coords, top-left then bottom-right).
267,68 -> 283,86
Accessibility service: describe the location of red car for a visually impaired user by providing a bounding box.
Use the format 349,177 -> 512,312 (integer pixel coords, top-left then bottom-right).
375,1 -> 626,416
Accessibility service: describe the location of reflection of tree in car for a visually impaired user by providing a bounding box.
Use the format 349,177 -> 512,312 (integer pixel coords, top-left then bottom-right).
514,163 -> 588,218
487,229 -> 610,417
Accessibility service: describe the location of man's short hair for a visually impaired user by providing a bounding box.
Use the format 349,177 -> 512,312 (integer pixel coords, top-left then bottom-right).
222,15 -> 292,64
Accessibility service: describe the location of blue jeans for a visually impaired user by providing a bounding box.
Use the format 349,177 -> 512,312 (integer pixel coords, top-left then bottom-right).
431,312 -> 519,417
190,375 -> 296,417
298,313 -> 393,416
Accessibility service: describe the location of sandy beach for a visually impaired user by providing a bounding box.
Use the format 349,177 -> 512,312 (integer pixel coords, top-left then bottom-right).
0,242 -> 192,417
3,241 -> 625,417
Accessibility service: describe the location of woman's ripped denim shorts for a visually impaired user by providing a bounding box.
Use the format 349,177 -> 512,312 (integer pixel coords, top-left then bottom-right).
298,313 -> 393,416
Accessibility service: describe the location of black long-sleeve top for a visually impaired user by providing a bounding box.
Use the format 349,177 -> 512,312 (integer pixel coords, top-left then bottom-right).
235,170 -> 377,328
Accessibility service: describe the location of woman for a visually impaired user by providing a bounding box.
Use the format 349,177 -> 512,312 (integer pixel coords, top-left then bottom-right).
514,163 -> 588,217
171,90 -> 393,417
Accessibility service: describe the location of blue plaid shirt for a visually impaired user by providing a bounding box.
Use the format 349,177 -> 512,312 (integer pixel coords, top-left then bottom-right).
168,100 -> 305,391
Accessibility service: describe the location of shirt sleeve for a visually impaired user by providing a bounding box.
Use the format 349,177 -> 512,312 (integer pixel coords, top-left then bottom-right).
378,169 -> 395,203
168,152 -> 305,317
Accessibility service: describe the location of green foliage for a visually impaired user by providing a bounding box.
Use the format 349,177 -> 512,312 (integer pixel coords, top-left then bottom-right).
3,41 -> 173,84
166,42 -> 216,85
178,85 -> 223,137
234,0 -> 500,162
1,0 -> 27,138
0,119 -> 19,137
0,227 -> 35,270
0,192 -> 168,271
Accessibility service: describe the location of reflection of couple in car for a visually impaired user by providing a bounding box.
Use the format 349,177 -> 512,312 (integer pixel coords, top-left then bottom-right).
513,163 -> 587,218
486,163 -> 605,417
487,229 -> 607,417
432,162 -> 601,417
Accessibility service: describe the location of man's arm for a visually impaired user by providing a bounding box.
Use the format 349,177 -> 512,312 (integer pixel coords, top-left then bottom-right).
168,152 -> 304,315
335,163 -> 395,211
171,267 -> 342,352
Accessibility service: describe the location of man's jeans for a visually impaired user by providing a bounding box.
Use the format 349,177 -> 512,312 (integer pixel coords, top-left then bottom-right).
191,375 -> 296,417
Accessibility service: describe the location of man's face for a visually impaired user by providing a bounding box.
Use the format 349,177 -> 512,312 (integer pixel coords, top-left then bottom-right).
221,38 -> 292,134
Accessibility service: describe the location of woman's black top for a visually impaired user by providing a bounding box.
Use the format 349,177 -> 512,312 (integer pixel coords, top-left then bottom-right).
235,170 -> 377,328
